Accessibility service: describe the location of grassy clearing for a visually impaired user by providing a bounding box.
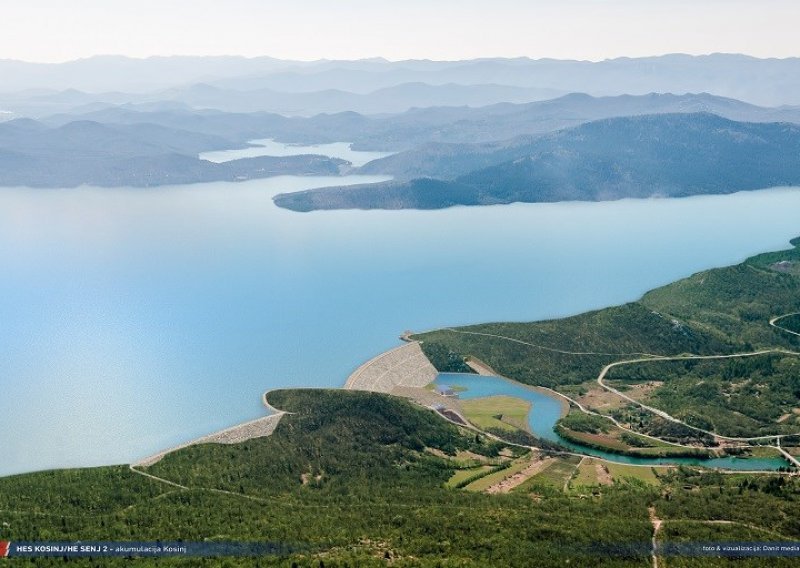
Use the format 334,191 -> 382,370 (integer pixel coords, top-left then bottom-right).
461,395 -> 531,433
573,460 -> 666,488
573,458 -> 601,487
559,428 -> 631,452
517,455 -> 582,491
463,456 -> 532,492
445,465 -> 493,488
605,463 -> 666,485
449,450 -> 495,467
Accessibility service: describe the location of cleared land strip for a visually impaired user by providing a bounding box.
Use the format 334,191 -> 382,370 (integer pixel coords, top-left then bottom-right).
485,456 -> 555,494
442,328 -> 665,357
129,465 -> 189,489
344,341 -> 438,393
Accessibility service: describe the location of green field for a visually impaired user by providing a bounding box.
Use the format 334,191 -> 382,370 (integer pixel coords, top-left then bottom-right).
463,455 -> 532,492
570,459 -> 666,489
741,446 -> 784,458
461,395 -> 532,433
445,465 -> 494,488
572,458 -> 608,487
604,463 -> 666,486
516,455 -> 583,491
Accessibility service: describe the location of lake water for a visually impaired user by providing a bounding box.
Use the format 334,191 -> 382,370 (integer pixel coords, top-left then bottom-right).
434,374 -> 789,471
1,150 -> 800,476
199,139 -> 394,167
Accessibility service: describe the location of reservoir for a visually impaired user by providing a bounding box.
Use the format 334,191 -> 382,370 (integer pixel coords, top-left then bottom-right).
1,140 -> 800,476
433,373 -> 789,471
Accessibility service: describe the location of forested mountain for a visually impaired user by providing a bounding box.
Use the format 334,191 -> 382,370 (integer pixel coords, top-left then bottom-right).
0,119 -> 344,187
39,92 -> 800,153
4,54 -> 800,106
274,113 -> 800,211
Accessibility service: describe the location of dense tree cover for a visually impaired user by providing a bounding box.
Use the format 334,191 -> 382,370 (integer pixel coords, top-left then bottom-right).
610,407 -> 718,446
415,238 -> 800,396
418,343 -> 473,373
775,313 -> 800,334
274,114 -> 800,211
559,411 -> 612,434
643,266 -> 800,349
606,354 -> 800,437
657,468 -> 800,538
147,389 -> 504,497
0,389 -> 653,567
416,302 -> 729,390
2,390 -> 800,566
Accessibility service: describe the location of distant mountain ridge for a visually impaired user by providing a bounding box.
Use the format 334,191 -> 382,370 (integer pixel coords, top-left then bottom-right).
3,53 -> 800,107
6,93 -> 800,191
0,118 -> 345,187
0,82 -> 564,118
38,92 -> 800,154
273,113 -> 800,211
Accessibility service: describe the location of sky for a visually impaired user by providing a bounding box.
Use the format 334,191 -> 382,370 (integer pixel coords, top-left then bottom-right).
1,0 -> 798,63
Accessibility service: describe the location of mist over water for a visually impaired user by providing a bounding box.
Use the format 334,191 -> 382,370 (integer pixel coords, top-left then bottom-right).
1,174 -> 799,475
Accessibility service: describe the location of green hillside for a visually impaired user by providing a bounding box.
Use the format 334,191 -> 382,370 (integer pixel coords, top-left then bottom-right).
274,114 -> 800,211
414,238 -> 800,391
2,389 -> 654,567
4,242 -> 800,565
2,390 -> 799,566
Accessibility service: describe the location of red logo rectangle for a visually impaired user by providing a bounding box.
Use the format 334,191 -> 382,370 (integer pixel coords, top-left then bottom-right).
0,541 -> 9,558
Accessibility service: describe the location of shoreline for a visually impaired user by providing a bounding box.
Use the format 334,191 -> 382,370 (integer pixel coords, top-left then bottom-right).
344,340 -> 438,393
133,392 -> 286,468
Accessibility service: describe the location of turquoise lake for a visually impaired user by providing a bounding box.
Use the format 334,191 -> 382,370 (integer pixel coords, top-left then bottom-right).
434,374 -> 789,471
1,141 -> 800,475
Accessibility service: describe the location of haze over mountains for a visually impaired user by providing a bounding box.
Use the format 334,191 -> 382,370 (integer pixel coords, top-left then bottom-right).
273,113 -> 800,211
4,53 -> 800,118
0,119 -> 344,187
2,53 -> 800,200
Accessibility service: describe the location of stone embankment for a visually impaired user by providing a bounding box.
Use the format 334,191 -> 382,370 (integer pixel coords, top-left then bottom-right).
344,341 -> 438,393
134,413 -> 283,467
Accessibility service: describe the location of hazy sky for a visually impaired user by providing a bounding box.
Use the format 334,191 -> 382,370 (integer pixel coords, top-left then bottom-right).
2,0 -> 798,62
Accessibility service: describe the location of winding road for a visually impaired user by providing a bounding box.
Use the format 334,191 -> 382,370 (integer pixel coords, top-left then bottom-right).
442,313 -> 800,469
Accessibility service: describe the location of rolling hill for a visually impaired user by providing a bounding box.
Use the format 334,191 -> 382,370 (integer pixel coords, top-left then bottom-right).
273,113 -> 800,211
0,119 -> 346,187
